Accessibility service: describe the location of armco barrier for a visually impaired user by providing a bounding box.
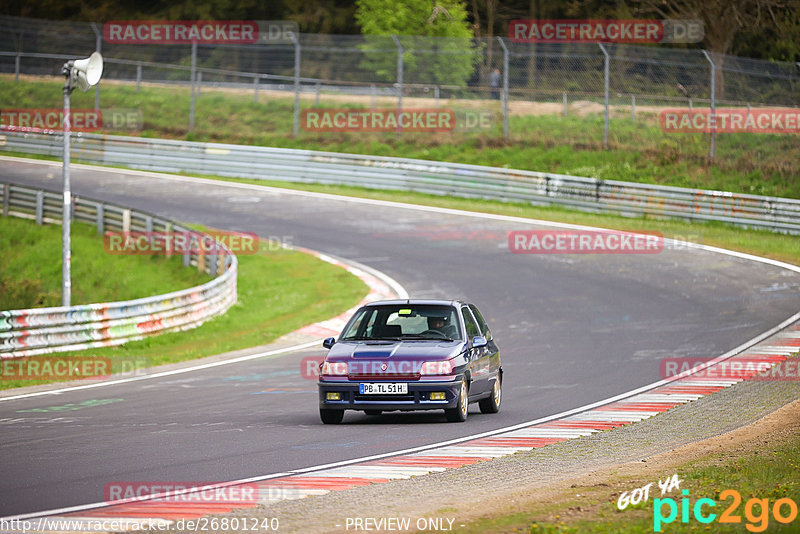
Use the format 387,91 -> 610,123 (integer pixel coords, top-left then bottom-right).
0,181 -> 237,358
2,131 -> 799,233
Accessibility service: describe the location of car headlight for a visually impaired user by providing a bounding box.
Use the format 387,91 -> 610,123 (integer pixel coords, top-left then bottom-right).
321,361 -> 348,376
420,359 -> 455,376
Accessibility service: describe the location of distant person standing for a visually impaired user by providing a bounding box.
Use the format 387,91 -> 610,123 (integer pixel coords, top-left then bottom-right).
490,68 -> 501,100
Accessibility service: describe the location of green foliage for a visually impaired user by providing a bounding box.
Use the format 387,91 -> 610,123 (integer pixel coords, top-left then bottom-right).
0,216 -> 208,310
354,0 -> 479,86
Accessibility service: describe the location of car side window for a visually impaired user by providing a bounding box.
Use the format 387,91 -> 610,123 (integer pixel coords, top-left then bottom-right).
468,304 -> 491,340
461,306 -> 480,339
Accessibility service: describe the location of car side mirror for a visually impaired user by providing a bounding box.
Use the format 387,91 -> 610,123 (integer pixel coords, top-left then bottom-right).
322,337 -> 336,349
472,336 -> 487,348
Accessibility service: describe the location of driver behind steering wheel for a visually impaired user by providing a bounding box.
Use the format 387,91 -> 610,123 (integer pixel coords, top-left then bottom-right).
427,316 -> 455,338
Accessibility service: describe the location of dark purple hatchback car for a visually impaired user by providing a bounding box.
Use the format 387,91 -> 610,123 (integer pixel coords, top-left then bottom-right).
317,299 -> 502,424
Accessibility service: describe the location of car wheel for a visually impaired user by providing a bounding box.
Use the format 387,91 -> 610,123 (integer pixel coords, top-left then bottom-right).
444,379 -> 468,422
364,410 -> 382,416
320,409 -> 344,424
479,375 -> 502,414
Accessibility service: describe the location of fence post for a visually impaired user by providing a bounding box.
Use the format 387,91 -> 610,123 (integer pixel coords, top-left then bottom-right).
253,75 -> 259,103
189,42 -> 197,132
497,36 -> 509,139
292,33 -> 301,138
136,63 -> 142,92
197,70 -> 202,95
392,34 -> 404,129
14,53 -> 20,81
563,92 -> 567,116
702,50 -> 716,160
91,22 -> 102,110
598,43 -> 610,149
434,85 -> 439,108
631,95 -> 636,121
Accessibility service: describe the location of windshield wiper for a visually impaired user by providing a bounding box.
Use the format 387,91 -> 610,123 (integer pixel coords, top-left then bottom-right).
402,334 -> 455,342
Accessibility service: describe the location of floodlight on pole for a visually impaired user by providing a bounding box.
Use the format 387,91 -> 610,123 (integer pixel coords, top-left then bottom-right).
61,51 -> 103,306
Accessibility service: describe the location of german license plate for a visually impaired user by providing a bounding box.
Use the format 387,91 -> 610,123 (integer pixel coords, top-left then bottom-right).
359,383 -> 408,395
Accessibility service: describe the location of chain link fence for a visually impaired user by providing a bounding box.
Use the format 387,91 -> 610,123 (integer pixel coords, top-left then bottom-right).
1,15 -> 798,158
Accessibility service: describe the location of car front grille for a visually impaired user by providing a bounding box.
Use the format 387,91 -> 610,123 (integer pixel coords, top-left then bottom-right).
348,373 -> 420,381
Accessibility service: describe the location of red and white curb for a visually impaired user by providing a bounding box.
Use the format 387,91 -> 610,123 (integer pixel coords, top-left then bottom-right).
4,321 -> 798,532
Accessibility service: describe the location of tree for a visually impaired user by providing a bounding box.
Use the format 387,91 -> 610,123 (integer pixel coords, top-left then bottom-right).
636,0 -> 791,97
354,0 -> 479,86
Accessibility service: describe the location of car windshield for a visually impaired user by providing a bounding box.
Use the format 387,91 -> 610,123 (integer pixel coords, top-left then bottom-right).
340,304 -> 462,341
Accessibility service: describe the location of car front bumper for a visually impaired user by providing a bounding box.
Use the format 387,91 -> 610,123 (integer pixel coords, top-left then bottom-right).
318,377 -> 462,412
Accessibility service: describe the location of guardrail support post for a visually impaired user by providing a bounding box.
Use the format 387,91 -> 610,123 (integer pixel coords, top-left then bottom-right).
598,43 -> 610,149
136,63 -> 142,92
35,190 -> 44,225
497,36 -> 509,139
183,234 -> 191,267
702,50 -> 716,160
253,74 -> 259,103
2,184 -> 9,216
96,203 -> 104,234
15,53 -> 20,82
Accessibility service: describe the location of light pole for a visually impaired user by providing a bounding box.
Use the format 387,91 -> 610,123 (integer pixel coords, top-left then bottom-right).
61,51 -> 103,306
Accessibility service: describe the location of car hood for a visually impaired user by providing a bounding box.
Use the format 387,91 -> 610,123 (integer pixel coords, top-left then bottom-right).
327,340 -> 464,361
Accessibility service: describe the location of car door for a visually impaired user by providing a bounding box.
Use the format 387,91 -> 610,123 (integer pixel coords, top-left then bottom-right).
461,305 -> 489,397
469,303 -> 500,384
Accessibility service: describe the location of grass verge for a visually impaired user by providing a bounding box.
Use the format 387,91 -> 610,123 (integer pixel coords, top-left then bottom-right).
0,216 -> 368,390
2,75 -> 798,198
0,215 -> 209,309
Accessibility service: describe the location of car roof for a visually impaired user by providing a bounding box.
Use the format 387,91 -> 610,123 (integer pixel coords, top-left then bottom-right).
362,299 -> 465,308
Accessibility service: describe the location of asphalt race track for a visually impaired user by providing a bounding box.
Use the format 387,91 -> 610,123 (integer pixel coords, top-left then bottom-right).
2,158 -> 799,516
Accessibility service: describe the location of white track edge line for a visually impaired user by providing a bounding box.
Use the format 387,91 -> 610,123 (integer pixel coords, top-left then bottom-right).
1,156 -> 799,521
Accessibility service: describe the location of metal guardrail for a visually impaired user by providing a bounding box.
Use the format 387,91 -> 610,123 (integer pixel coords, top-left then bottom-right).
0,181 -> 238,357
2,130 -> 799,234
